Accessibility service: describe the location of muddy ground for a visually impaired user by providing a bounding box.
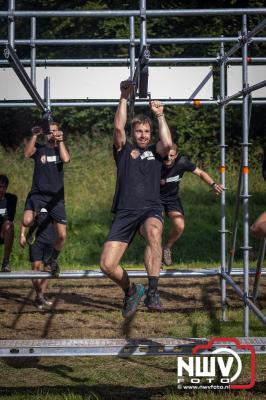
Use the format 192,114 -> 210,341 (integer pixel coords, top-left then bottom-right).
0,275 -> 265,340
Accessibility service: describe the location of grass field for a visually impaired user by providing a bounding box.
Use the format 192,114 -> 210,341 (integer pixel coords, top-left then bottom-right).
0,137 -> 265,399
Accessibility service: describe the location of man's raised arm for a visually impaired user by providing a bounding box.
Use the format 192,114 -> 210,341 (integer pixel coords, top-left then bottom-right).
151,100 -> 172,157
24,126 -> 42,158
113,80 -> 134,151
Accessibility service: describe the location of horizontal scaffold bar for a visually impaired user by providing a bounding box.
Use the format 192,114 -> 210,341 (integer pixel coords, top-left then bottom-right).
0,337 -> 265,357
0,9 -> 266,18
0,38 -> 266,46
0,268 -> 265,280
1,57 -> 266,65
0,100 -> 266,108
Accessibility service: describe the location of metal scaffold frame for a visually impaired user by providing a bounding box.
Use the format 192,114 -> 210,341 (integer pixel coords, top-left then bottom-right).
0,0 -> 266,356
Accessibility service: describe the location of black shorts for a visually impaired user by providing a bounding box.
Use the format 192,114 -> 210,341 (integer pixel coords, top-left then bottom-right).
24,191 -> 67,225
29,241 -> 54,263
107,208 -> 164,244
162,198 -> 184,215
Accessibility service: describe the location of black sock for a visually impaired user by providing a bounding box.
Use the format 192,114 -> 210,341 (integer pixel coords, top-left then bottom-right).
148,276 -> 159,294
51,249 -> 60,260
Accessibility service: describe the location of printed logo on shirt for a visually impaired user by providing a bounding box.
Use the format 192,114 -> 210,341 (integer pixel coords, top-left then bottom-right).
0,208 -> 7,215
166,174 -> 181,183
130,149 -> 140,159
140,150 -> 155,160
40,208 -> 48,213
40,155 -> 61,164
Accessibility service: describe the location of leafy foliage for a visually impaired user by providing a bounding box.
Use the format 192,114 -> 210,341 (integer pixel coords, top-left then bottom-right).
0,0 -> 265,155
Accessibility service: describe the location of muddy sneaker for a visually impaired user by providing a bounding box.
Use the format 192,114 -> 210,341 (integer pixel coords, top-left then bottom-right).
1,259 -> 11,273
144,291 -> 164,312
26,224 -> 37,245
122,283 -> 145,318
162,247 -> 173,266
44,259 -> 60,277
34,296 -> 52,310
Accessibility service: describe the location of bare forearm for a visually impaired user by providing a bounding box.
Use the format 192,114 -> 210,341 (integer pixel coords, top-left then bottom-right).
58,142 -> 70,163
113,96 -> 127,148
24,135 -> 37,158
157,114 -> 172,150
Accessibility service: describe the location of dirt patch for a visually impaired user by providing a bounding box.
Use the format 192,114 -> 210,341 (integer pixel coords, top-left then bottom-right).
1,275 -> 265,340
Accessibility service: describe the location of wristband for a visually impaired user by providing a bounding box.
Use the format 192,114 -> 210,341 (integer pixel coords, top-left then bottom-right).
211,182 -> 216,188
155,113 -> 164,118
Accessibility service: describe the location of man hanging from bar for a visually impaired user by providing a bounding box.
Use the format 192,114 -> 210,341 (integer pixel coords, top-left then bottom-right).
100,80 -> 172,318
22,122 -> 70,277
160,143 -> 224,266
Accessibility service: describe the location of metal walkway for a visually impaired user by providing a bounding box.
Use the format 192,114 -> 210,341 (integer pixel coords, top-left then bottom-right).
0,337 -> 265,357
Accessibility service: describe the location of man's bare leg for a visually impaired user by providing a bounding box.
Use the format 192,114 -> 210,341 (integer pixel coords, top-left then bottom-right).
100,241 -> 145,318
163,211 -> 185,266
141,217 -> 164,311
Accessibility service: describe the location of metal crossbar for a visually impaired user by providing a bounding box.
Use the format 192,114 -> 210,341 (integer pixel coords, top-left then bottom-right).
0,268 -> 265,280
0,337 -> 265,357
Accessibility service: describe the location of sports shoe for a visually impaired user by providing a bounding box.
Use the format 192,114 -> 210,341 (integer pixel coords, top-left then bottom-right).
1,259 -> 11,273
26,224 -> 37,245
122,283 -> 145,318
162,247 -> 173,266
44,259 -> 60,277
34,296 -> 52,310
144,291 -> 164,312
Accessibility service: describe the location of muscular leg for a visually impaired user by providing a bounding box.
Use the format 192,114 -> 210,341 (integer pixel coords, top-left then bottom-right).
54,222 -> 67,251
0,220 -> 14,260
165,211 -> 185,249
251,212 -> 266,238
140,217 -> 164,311
141,217 -> 163,277
100,241 -> 130,289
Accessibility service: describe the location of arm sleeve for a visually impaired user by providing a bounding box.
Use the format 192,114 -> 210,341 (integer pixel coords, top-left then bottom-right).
179,155 -> 197,172
113,141 -> 130,166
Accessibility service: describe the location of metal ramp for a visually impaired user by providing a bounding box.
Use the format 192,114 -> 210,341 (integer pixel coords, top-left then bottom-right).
0,337 -> 265,357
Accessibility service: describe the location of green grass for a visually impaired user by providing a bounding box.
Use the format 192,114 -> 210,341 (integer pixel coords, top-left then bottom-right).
0,138 -> 265,399
0,136 -> 265,269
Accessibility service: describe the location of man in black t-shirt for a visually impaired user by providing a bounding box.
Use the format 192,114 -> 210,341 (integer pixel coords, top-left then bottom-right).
22,122 -> 70,277
20,209 -> 56,310
161,143 -> 223,266
100,80 -> 172,318
0,174 -> 17,272
251,148 -> 266,238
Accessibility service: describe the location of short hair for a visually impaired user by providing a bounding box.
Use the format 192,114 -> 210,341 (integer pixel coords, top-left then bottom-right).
0,174 -> 9,187
49,121 -> 60,129
170,143 -> 178,152
131,114 -> 152,133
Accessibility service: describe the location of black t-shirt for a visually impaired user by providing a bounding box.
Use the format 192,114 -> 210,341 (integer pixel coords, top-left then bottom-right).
35,210 -> 56,245
30,144 -> 64,195
111,141 -> 163,212
0,193 -> 17,224
160,154 -> 196,203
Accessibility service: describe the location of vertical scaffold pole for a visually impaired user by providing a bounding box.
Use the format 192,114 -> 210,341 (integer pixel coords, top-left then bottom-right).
44,76 -> 51,111
220,39 -> 227,322
242,14 -> 250,337
140,0 -> 147,50
30,17 -> 36,86
129,16 -> 135,80
8,0 -> 15,48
